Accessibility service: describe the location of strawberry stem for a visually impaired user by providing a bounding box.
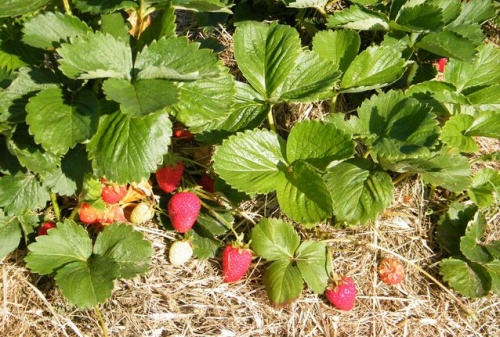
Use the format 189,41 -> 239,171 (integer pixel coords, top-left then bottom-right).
267,104 -> 276,133
62,0 -> 73,15
93,305 -> 108,337
50,193 -> 61,221
368,243 -> 477,320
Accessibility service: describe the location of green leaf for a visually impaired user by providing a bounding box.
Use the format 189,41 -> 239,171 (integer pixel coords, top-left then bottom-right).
196,210 -> 232,236
190,229 -> 222,259
55,257 -> 119,308
74,0 -> 136,13
0,211 -> 21,259
172,0 -> 233,13
170,68 -> 235,131
466,111 -> 500,138
285,0 -> 328,9
44,145 -> 92,196
416,26 -> 482,62
484,261 -> 500,296
22,12 -> 91,49
312,30 -> 361,74
436,202 -> 478,255
440,257 -> 491,298
357,90 -> 440,159
100,13 -> 131,43
57,31 -> 133,79
296,241 -> 329,294
444,44 -> 500,91
441,114 -> 479,152
466,85 -> 500,111
0,0 -> 52,17
0,173 -> 50,215
395,3 -> 443,31
324,158 -> 393,225
460,213 -> 493,264
93,223 -> 153,278
453,0 -> 495,24
25,220 -> 93,275
7,124 -> 60,178
419,154 -> 471,192
485,242 -> 500,259
327,5 -> 390,30
286,120 -> 355,169
276,51 -> 340,102
468,168 -> 500,208
103,78 -> 178,117
233,22 -> 300,99
87,110 -> 171,184
340,46 -> 405,92
26,88 -> 99,155
277,160 -> 333,225
213,129 -> 287,195
135,36 -> 221,80
250,218 -> 300,261
263,260 -> 303,307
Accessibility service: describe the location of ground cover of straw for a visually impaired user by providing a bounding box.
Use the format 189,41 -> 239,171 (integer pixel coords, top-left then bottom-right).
2,10 -> 500,337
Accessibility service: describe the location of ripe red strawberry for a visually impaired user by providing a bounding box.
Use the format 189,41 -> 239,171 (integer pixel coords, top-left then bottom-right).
156,162 -> 184,193
101,182 -> 128,204
173,127 -> 194,140
222,244 -> 252,283
325,276 -> 356,311
37,221 -> 56,236
435,57 -> 448,73
378,257 -> 405,285
167,191 -> 201,233
169,240 -> 194,266
79,202 -> 102,224
199,175 -> 215,193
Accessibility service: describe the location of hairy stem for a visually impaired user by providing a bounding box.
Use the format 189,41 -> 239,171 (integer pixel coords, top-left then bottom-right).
94,305 -> 109,337
267,104 -> 276,133
50,193 -> 61,221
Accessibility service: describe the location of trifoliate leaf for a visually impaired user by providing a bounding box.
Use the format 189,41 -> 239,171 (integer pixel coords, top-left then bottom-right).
102,78 -> 179,117
312,30 -> 361,73
286,120 -> 355,170
213,129 -> 287,195
277,160 -> 333,226
460,213 -> 493,264
250,218 -> 300,261
340,45 -> 405,92
468,168 -> 500,208
233,22 -> 300,99
324,158 -> 393,225
25,220 -> 93,275
93,223 -> 153,278
87,110 -> 171,184
484,261 -> 500,296
0,211 -> 21,259
57,31 -> 133,79
444,44 -> 500,91
55,257 -> 119,308
436,202 -> 478,255
357,90 -> 440,159
327,5 -> 390,31
440,257 -> 491,298
22,12 -> 91,49
296,241 -> 329,294
0,173 -> 50,215
26,88 -> 99,155
0,0 -> 52,17
263,259 -> 303,307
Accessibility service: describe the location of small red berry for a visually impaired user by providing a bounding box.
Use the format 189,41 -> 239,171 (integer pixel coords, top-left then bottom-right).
37,221 -> 56,236
173,127 -> 194,140
199,175 -> 215,193
325,276 -> 356,311
101,182 -> 128,204
378,257 -> 405,285
156,162 -> 184,193
167,191 -> 201,233
435,57 -> 448,73
222,244 -> 252,283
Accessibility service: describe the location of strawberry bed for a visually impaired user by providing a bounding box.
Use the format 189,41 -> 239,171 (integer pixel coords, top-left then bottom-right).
1,1 -> 500,336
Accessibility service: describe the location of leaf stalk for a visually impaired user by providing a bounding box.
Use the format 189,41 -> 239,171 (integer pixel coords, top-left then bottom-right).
94,305 -> 109,337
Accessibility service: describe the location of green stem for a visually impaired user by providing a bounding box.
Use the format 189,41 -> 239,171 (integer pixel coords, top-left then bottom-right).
368,243 -> 477,320
50,193 -> 61,221
314,5 -> 328,17
62,0 -> 73,15
199,200 -> 239,238
267,104 -> 276,133
68,204 -> 79,222
392,172 -> 412,185
94,305 -> 109,337
363,149 -> 372,159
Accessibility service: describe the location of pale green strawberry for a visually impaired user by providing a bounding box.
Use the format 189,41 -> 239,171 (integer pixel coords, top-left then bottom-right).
169,240 -> 193,266
130,202 -> 155,224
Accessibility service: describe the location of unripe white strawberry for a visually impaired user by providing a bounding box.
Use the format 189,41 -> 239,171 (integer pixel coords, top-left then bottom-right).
169,240 -> 193,266
130,202 -> 155,224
